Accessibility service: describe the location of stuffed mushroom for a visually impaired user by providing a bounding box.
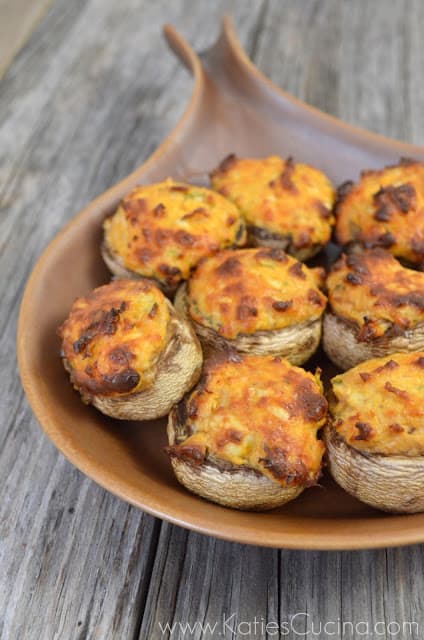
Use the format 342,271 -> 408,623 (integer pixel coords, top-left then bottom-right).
174,247 -> 326,365
167,353 -> 327,510
102,178 -> 246,295
210,154 -> 335,260
325,352 -> 424,513
58,278 -> 202,420
323,248 -> 424,370
335,157 -> 424,267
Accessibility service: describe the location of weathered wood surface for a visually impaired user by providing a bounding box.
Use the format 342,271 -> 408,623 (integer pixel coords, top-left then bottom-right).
1,1 -> 424,638
0,0 -> 53,79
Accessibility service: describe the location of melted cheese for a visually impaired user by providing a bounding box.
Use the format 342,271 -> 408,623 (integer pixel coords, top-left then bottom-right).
103,179 -> 246,288
59,279 -> 170,396
210,155 -> 335,249
187,248 -> 326,338
331,352 -> 424,455
327,249 -> 424,339
335,160 -> 424,265
172,355 -> 327,486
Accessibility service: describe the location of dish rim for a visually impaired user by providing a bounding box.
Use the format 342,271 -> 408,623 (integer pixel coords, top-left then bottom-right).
17,17 -> 424,550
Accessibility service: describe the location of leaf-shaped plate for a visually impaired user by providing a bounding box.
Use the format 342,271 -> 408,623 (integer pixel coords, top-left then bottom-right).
17,17 -> 424,549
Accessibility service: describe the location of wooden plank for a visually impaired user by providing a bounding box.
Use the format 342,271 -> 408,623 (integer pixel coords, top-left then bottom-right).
2,0 -> 424,638
257,0 -> 424,147
139,543 -> 424,639
139,526 -> 280,639
1,446 -> 162,639
0,1 -> 267,638
0,0 -> 54,79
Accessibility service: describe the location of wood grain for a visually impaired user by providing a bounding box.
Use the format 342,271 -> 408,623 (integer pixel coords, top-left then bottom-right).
0,0 -> 54,79
2,0 -> 424,638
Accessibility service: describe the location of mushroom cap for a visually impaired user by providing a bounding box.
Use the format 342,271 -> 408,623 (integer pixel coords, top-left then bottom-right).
101,241 -> 177,297
60,280 -> 203,420
335,158 -> 424,265
246,225 -> 323,261
166,353 -> 327,511
324,248 -> 424,369
323,311 -> 424,370
325,423 -> 424,513
102,178 -> 246,292
325,352 -> 424,513
175,282 -> 322,366
210,154 -> 335,260
90,306 -> 203,420
167,410 -> 303,511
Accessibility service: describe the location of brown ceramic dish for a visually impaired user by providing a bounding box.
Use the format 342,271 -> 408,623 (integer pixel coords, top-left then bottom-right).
18,18 -> 424,550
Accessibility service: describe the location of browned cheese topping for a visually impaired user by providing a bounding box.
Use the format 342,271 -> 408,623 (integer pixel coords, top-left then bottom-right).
327,248 -> 424,340
168,354 -> 327,487
59,279 -> 171,396
331,353 -> 424,455
103,179 -> 246,288
187,248 -> 326,338
210,155 -> 335,251
335,158 -> 424,265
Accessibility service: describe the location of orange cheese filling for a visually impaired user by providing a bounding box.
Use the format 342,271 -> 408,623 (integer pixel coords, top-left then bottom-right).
331,352 -> 424,455
327,249 -> 424,340
210,155 -> 335,249
59,279 -> 170,396
187,248 -> 326,339
103,179 -> 246,288
170,355 -> 327,486
335,159 -> 424,265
